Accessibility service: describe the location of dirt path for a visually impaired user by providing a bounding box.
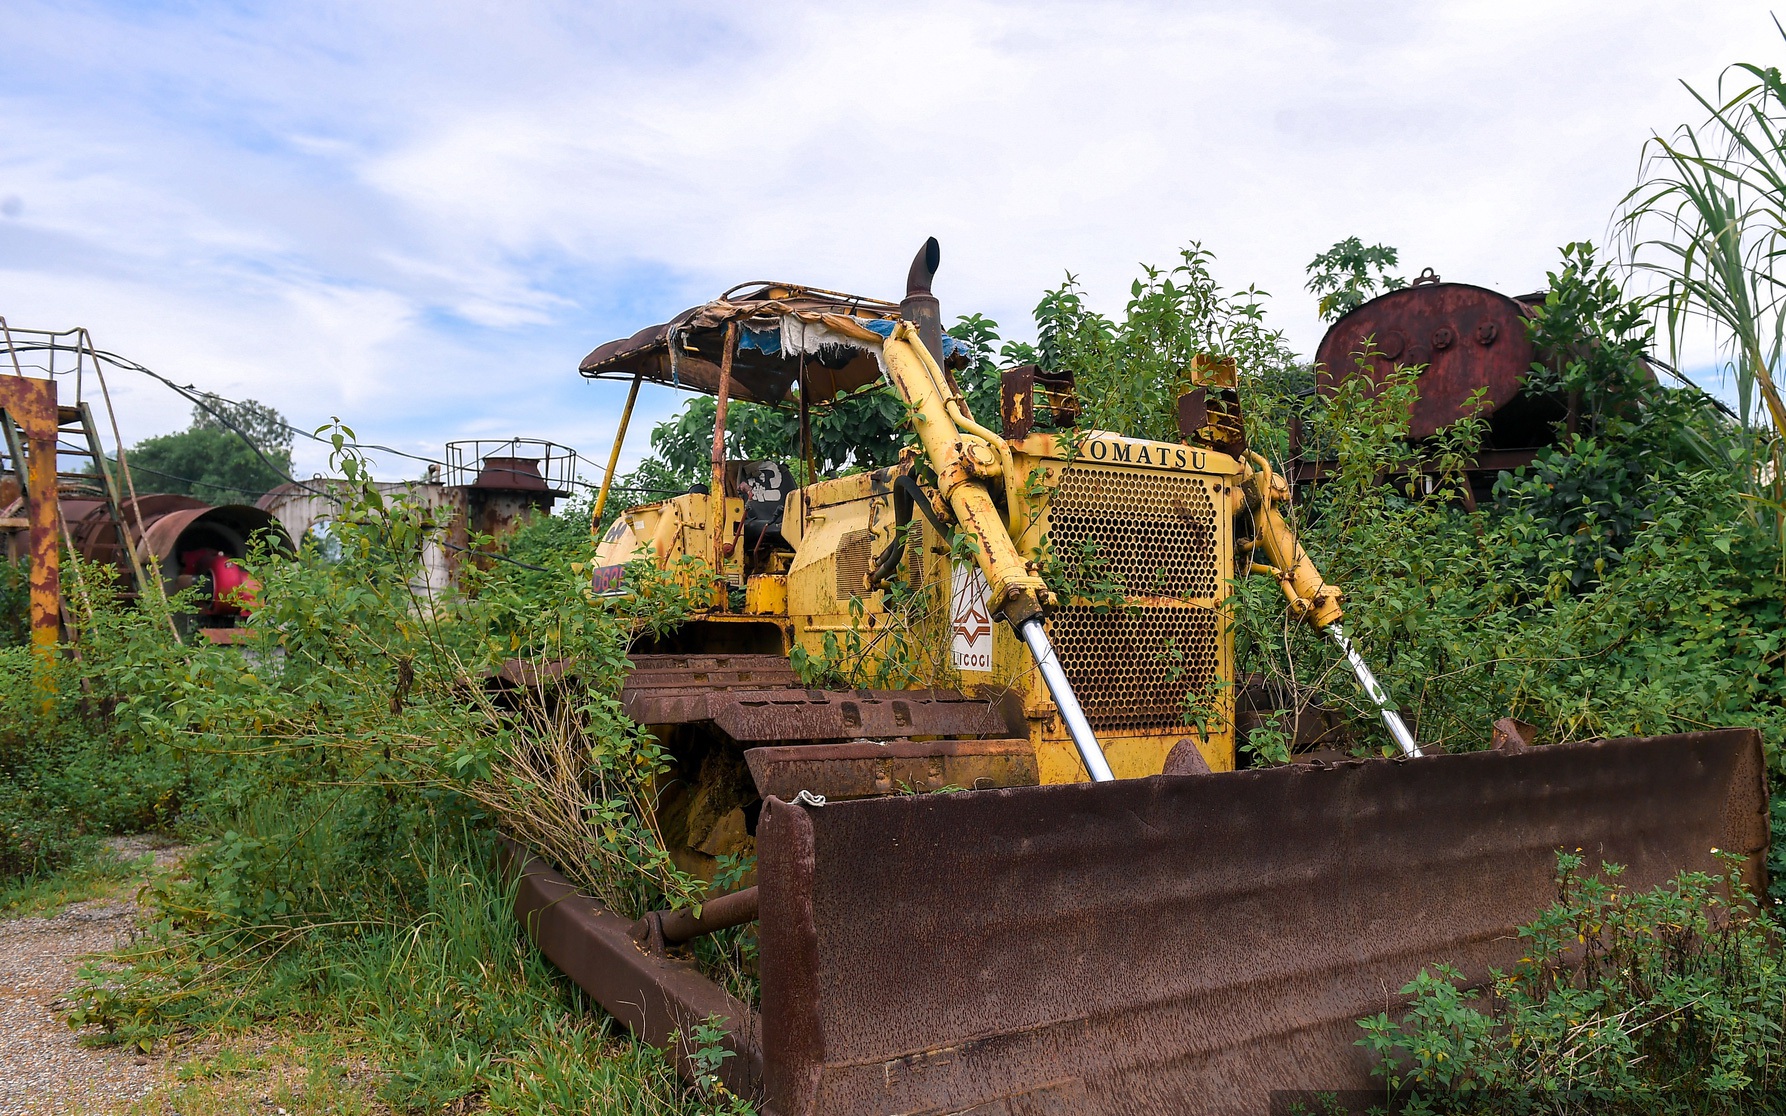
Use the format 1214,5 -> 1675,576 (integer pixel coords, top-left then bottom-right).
0,837 -> 185,1116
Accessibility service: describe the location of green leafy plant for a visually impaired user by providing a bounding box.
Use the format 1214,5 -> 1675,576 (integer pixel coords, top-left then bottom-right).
1014,244 -> 1302,446
1618,38 -> 1786,450
1358,851 -> 1786,1114
1306,236 -> 1408,322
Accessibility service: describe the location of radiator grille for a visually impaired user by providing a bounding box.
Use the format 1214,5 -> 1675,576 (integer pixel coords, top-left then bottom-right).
836,529 -> 872,599
1046,464 -> 1223,732
1049,466 -> 1217,598
1051,604 -> 1220,731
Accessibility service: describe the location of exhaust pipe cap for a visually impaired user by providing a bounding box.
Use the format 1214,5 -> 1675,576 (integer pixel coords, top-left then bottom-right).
906,236 -> 941,298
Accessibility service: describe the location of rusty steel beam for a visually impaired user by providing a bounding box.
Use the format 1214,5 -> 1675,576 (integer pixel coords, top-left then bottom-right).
708,690 -> 1006,741
623,681 -> 1008,741
755,730 -> 1767,1116
498,839 -> 762,1098
624,653 -> 801,693
0,375 -> 59,657
710,320 -> 738,575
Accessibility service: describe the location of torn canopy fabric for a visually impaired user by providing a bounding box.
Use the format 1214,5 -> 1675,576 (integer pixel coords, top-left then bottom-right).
577,283 -> 969,408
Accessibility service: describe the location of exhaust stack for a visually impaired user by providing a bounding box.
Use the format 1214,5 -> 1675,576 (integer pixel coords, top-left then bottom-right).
901,237 -> 944,367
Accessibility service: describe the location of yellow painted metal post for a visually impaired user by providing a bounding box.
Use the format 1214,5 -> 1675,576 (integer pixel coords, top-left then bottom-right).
0,375 -> 61,683
709,321 -> 738,597
591,371 -> 642,531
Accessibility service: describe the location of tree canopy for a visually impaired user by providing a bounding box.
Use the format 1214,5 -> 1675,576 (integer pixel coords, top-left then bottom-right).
116,394 -> 295,505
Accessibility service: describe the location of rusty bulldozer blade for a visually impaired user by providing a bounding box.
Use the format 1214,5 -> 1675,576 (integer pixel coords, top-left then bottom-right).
756,729 -> 1766,1116
507,730 -> 1765,1115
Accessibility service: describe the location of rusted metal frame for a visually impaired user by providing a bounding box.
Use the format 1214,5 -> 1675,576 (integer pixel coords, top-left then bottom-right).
0,410 -> 26,492
0,316 -> 26,377
0,376 -> 61,661
622,687 -> 1008,740
592,371 -> 642,528
744,738 -> 1038,801
498,838 -> 761,1098
710,320 -> 738,595
75,400 -> 136,585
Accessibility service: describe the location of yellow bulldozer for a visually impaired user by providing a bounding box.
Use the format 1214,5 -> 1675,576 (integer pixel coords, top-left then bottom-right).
504,240 -> 1768,1115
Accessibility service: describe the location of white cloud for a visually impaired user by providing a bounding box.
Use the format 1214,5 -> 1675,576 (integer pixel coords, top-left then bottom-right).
0,0 -> 1777,481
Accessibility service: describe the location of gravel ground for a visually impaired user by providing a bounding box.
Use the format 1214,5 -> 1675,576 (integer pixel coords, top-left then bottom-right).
0,837 -> 186,1116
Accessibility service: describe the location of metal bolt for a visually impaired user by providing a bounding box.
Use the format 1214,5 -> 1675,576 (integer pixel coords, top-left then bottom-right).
1432,327 -> 1456,351
1476,321 -> 1498,345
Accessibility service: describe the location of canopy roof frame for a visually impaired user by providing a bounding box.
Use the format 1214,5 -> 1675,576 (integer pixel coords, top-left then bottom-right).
578,282 -> 966,411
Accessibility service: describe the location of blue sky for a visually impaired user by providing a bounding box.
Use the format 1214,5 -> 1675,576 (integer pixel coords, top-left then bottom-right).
0,1 -> 1775,480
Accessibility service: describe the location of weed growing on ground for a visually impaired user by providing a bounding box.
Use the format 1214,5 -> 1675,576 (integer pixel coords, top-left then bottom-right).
0,841 -> 153,916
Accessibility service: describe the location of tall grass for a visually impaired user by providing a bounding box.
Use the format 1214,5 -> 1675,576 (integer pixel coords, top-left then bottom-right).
20,430 -> 737,1113
1617,24 -> 1786,515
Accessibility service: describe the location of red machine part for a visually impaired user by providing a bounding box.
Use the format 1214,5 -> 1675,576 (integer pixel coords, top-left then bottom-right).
180,547 -> 259,617
60,496 -> 287,621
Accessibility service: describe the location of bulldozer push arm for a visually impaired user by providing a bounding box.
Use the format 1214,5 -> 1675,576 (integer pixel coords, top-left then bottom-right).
1240,449 -> 1422,756
871,313 -> 1117,781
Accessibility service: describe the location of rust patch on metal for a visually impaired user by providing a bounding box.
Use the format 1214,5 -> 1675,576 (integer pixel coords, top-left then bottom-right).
0,375 -> 59,653
633,886 -> 760,951
756,730 -> 1766,1116
745,738 -> 1037,801
1161,736 -> 1212,775
623,666 -> 1006,740
1491,716 -> 1538,753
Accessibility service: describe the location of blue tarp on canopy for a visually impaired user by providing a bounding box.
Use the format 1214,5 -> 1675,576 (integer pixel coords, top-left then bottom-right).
737,321 -> 969,361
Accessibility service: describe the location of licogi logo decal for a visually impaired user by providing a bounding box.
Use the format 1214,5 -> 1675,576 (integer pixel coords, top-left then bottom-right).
950,561 -> 993,671
1085,439 -> 1206,470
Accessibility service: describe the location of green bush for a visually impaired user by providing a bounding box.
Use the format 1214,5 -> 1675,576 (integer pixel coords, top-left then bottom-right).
1359,852 -> 1786,1114
0,633 -> 190,880
27,431 -> 738,1112
0,557 -> 28,648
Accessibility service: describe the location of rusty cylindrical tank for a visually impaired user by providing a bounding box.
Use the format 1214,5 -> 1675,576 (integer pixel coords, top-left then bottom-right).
62,496 -> 292,623
1301,278 -> 1567,488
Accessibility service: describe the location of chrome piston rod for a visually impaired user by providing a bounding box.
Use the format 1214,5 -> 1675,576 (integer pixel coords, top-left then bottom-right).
1016,617 -> 1116,782
1325,622 -> 1422,758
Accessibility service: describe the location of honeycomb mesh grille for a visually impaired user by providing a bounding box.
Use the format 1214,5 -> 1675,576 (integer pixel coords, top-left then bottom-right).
1051,605 -> 1220,731
836,529 -> 872,599
1047,464 -> 1222,732
1049,466 -> 1217,598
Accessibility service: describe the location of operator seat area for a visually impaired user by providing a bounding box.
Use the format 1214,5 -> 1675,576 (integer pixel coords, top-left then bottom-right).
736,460 -> 795,550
